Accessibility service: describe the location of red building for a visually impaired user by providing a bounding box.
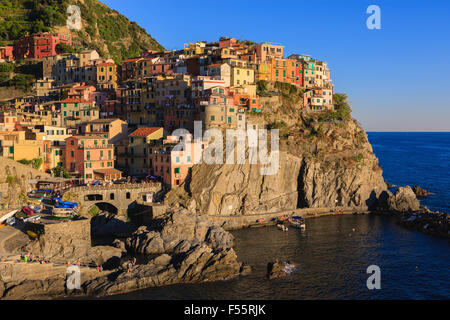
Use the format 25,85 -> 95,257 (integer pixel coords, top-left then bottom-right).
0,46 -> 14,61
14,33 -> 72,60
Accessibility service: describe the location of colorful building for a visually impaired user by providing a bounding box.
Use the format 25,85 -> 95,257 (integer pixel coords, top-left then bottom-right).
14,33 -> 72,60
148,134 -> 206,187
126,127 -> 164,175
303,88 -> 334,111
65,135 -> 117,183
96,62 -> 118,90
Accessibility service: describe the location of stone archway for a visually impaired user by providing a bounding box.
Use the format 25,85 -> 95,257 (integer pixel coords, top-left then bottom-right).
90,202 -> 118,215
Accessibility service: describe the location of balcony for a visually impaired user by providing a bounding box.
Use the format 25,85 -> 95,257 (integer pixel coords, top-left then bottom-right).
78,144 -> 114,149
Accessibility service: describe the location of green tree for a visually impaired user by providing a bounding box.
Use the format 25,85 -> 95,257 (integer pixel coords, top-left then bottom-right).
333,93 -> 352,120
52,166 -> 71,178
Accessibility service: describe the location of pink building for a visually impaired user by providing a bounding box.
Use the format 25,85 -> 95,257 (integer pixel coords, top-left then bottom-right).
148,134 -> 206,187
65,135 -> 119,183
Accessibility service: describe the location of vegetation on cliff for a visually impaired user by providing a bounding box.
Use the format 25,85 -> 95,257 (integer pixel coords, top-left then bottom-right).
0,0 -> 164,63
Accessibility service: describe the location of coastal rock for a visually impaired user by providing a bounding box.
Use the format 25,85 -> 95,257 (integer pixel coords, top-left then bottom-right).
412,185 -> 430,198
267,260 -> 296,280
387,186 -> 421,212
91,213 -> 135,237
112,239 -> 127,254
399,210 -> 449,238
84,245 -> 248,296
125,212 -> 234,255
169,119 -> 387,215
267,260 -> 287,279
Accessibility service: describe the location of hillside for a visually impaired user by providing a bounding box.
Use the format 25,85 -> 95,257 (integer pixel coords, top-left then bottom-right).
0,0 -> 164,63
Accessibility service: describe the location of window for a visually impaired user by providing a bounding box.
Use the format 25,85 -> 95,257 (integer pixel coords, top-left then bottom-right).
176,156 -> 180,163
110,193 -> 114,200
187,156 -> 191,162
211,115 -> 215,121
174,167 -> 180,174
126,192 -> 130,199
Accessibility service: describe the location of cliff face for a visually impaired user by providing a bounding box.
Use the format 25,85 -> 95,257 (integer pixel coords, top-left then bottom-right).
168,113 -> 387,216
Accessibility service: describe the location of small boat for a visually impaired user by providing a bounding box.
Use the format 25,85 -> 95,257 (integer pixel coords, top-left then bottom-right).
23,215 -> 41,223
256,218 -> 265,223
26,230 -> 38,238
29,204 -> 42,213
22,206 -> 34,216
51,200 -> 79,220
277,224 -> 288,231
289,216 -> 306,230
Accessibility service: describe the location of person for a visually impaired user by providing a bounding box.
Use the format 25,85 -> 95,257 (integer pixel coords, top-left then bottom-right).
96,265 -> 100,272
76,258 -> 81,267
127,261 -> 132,273
1,256 -> 5,263
132,257 -> 136,266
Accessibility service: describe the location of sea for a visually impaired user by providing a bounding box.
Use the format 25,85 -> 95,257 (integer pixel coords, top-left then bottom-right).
101,132 -> 450,300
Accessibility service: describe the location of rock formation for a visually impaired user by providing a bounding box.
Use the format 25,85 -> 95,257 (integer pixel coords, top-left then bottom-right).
83,244 -> 250,296
412,185 -> 430,198
168,117 -> 387,215
125,211 -> 234,255
386,186 -> 421,213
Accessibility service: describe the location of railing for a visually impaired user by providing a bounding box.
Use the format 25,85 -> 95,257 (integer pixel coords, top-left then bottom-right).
78,144 -> 113,149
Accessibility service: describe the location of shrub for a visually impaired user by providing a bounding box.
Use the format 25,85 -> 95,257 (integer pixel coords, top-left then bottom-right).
89,205 -> 100,217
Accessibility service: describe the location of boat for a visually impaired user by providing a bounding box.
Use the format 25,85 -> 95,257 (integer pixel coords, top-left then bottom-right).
277,224 -> 288,231
29,204 -> 42,213
51,199 -> 79,220
22,206 -> 34,216
26,230 -> 38,238
289,216 -> 306,229
23,215 -> 41,223
256,218 -> 265,223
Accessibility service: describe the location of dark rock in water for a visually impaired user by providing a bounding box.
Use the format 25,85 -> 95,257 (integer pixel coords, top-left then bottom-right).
399,210 -> 449,238
387,186 -> 421,212
267,260 -> 292,280
412,185 -> 430,198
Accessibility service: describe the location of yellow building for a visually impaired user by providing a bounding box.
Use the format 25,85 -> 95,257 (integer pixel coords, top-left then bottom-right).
127,127 -> 164,175
255,63 -> 272,82
184,42 -> 206,56
96,62 -> 118,90
230,65 -> 255,86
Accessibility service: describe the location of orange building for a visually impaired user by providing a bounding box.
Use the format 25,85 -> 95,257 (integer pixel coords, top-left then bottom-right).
65,135 -> 119,183
270,58 -> 300,84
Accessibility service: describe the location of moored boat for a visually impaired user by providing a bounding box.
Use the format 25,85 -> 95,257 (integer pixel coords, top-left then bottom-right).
289,216 -> 306,229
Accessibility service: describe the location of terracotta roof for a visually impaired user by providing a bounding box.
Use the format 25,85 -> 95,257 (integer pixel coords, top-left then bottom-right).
122,58 -> 142,63
61,98 -> 91,104
129,127 -> 162,137
97,62 -> 115,67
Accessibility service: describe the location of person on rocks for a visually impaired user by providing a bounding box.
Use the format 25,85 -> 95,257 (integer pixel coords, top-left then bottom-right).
132,257 -> 136,266
127,261 -> 133,273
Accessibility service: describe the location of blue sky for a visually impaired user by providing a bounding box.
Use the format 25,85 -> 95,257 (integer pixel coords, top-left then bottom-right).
101,0 -> 450,131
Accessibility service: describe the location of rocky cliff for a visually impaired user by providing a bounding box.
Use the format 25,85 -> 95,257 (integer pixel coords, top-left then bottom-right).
168,112 -> 387,216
